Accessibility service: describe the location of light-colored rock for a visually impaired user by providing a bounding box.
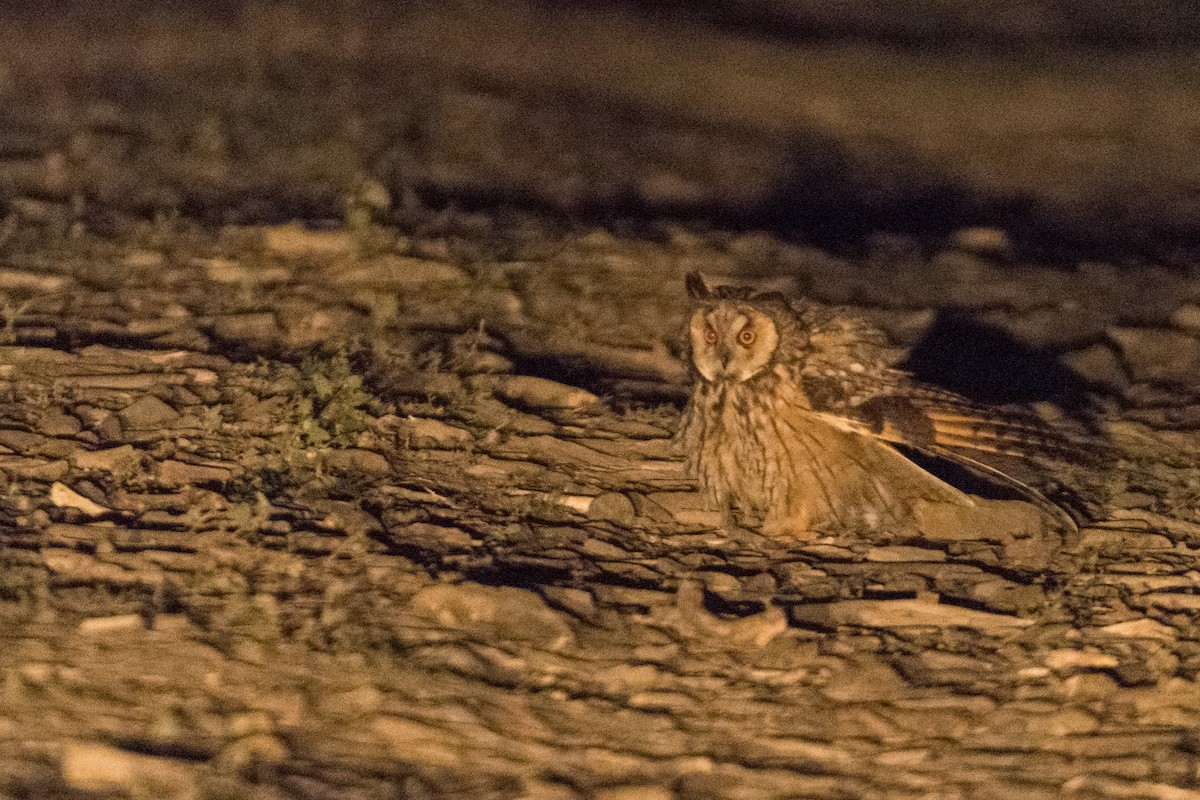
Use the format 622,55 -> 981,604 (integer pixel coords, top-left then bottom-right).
1107,327 -> 1200,386
79,614 -> 145,636
1099,619 -> 1176,640
479,374 -> 600,410
72,444 -> 140,473
1171,303 -> 1200,332
49,482 -> 110,517
592,786 -> 672,800
61,743 -> 196,798
262,223 -> 353,258
156,460 -> 233,486
1044,648 -> 1120,673
792,598 -> 1034,632
397,416 -> 472,448
949,226 -> 1011,257
118,395 -> 180,429
866,545 -> 946,563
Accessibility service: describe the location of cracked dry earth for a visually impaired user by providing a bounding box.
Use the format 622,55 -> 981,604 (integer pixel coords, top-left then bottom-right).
5,221 -> 1200,800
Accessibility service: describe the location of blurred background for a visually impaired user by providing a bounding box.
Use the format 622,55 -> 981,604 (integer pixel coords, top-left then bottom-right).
2,0 -> 1199,259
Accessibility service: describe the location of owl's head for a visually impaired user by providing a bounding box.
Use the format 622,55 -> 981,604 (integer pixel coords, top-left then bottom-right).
685,271 -> 798,383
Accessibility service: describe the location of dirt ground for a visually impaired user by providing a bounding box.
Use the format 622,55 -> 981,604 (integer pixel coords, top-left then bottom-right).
5,4 -> 1200,800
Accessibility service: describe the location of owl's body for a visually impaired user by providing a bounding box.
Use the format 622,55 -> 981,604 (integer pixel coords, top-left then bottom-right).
678,272 -> 1094,534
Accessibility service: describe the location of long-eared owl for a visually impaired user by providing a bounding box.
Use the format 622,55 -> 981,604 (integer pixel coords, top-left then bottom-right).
676,271 -> 1095,535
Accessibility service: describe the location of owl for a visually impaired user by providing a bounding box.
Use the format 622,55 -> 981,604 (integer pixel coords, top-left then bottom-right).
677,271 -> 1097,535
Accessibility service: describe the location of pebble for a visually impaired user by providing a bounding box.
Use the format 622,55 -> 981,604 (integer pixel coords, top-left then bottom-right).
118,395 -> 179,429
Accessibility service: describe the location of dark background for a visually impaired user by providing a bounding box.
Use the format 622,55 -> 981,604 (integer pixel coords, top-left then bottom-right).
3,0 -> 1200,260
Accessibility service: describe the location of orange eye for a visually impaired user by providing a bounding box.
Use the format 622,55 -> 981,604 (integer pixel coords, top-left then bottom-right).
737,327 -> 756,346
703,326 -> 718,345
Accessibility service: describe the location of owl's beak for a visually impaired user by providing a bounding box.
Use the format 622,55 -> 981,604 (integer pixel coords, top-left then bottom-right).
716,344 -> 735,376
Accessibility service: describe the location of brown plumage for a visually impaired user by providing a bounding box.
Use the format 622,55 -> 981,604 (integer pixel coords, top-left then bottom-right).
676,271 -> 1099,535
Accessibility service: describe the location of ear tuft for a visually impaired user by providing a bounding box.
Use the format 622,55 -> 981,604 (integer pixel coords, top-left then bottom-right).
685,271 -> 712,300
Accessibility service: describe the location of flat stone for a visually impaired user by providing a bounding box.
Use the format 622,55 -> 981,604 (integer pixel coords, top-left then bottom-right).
1044,649 -> 1120,673
320,448 -> 391,476
61,743 -> 193,794
409,582 -> 574,650
1099,619 -> 1177,641
1143,593 -> 1200,611
49,482 -> 110,517
118,395 -> 179,429
398,416 -> 472,448
1107,327 -> 1200,386
262,223 -> 353,258
479,374 -> 600,410
40,409 -> 82,437
1171,303 -> 1200,332
820,656 -> 908,703
645,492 -> 723,527
156,459 -> 232,486
0,429 -> 46,454
580,536 -> 629,559
73,445 -> 140,473
399,523 -> 474,552
78,614 -> 144,636
587,492 -> 636,524
790,598 -> 1034,632
866,545 -> 946,563
916,497 -> 1045,543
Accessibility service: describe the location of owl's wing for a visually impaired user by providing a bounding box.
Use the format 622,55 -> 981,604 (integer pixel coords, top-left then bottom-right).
844,389 -> 1104,528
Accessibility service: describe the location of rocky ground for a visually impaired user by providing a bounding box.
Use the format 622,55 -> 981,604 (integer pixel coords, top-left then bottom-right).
0,215 -> 1199,799
5,3 -> 1200,799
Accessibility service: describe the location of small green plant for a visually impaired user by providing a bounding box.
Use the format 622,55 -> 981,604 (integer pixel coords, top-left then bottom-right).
294,350 -> 373,450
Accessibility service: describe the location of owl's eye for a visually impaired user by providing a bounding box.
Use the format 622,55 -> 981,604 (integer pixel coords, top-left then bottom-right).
737,327 -> 756,346
703,325 -> 718,345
